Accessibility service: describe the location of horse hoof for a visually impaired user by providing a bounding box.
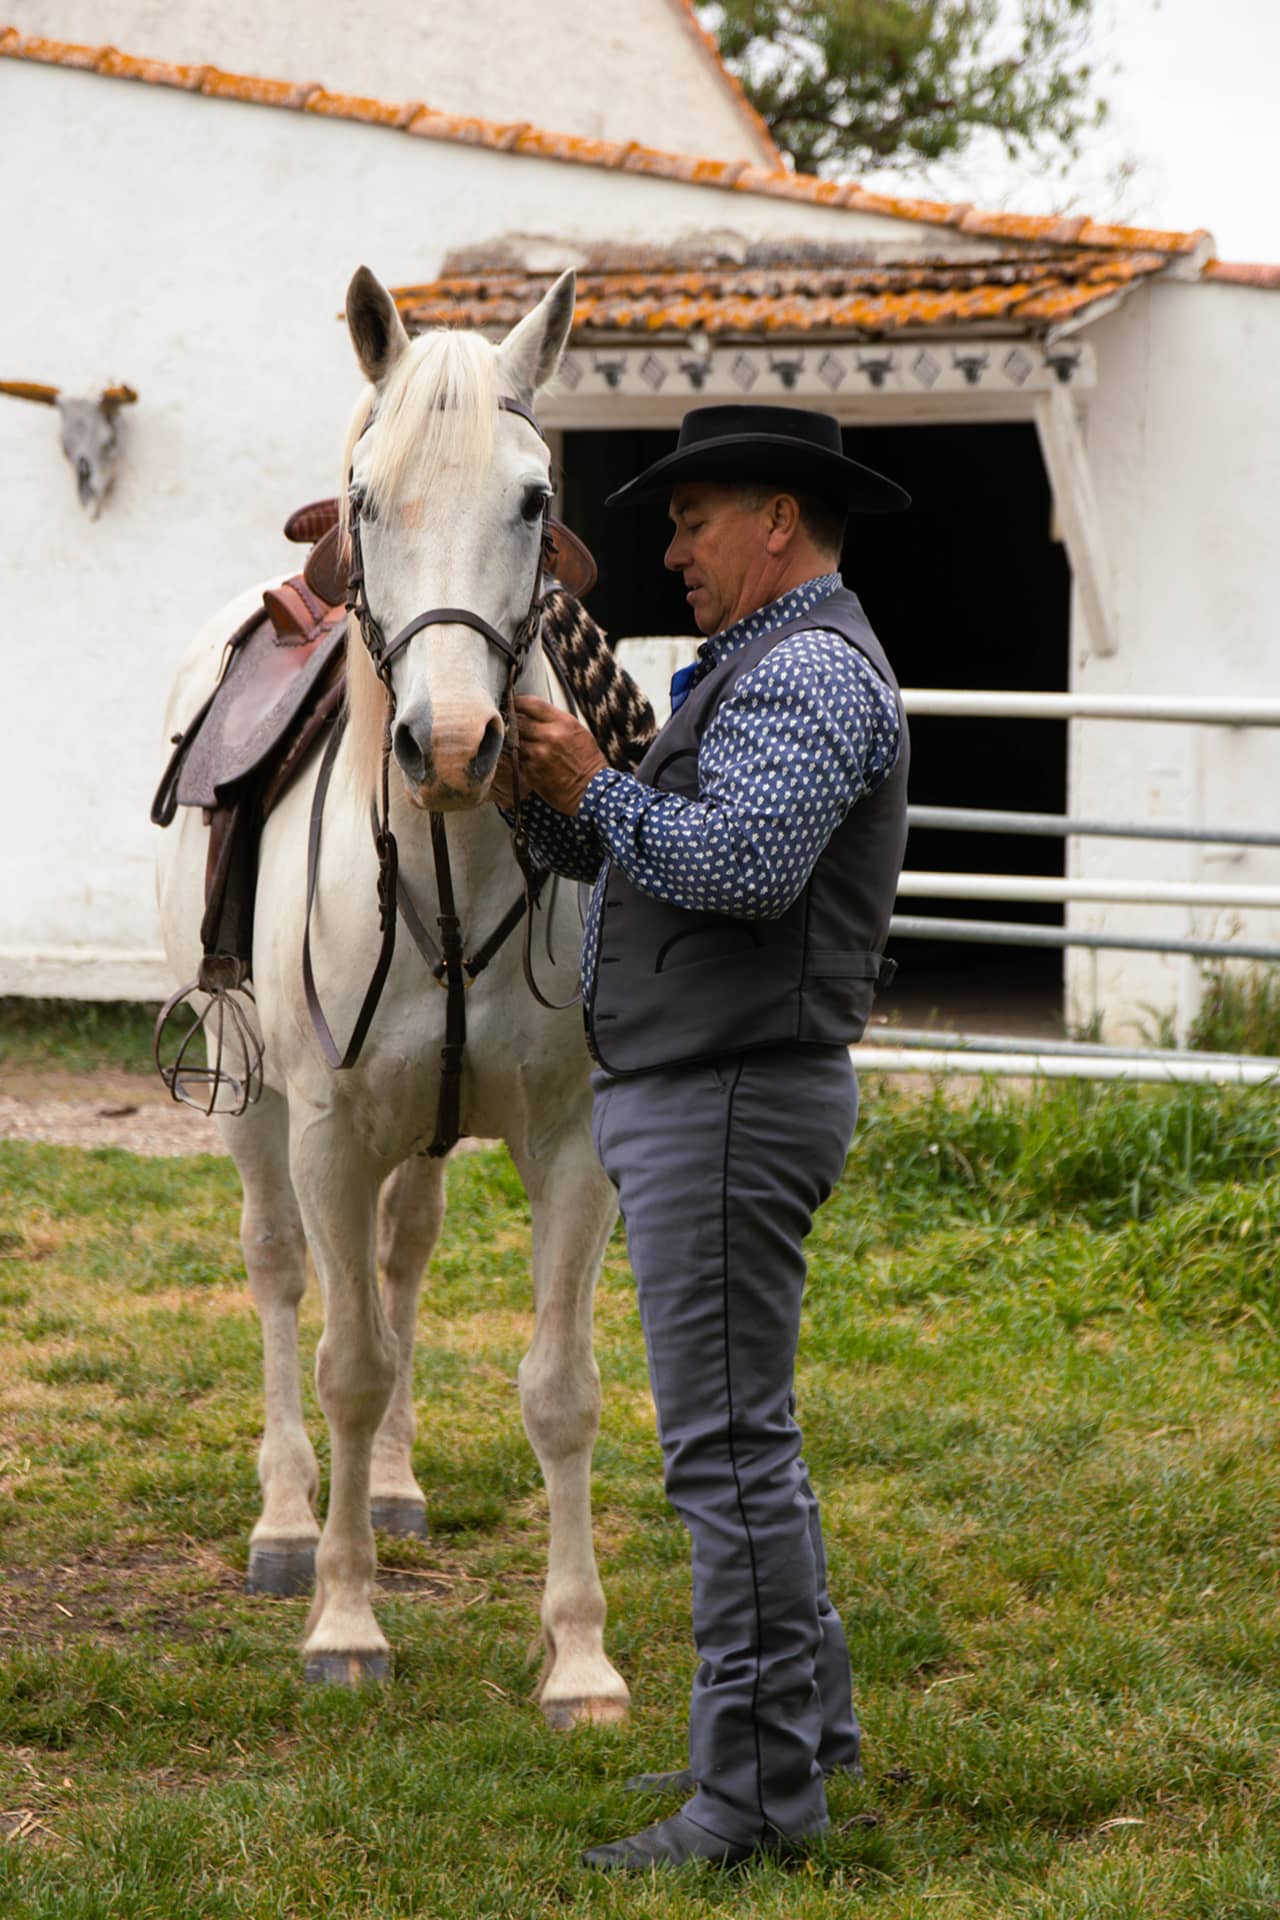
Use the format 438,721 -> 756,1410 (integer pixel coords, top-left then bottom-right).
369,1498 -> 428,1538
246,1541 -> 317,1596
304,1650 -> 391,1687
542,1695 -> 630,1732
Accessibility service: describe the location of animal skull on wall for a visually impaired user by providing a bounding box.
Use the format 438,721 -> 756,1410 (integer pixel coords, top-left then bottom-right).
0,380 -> 138,517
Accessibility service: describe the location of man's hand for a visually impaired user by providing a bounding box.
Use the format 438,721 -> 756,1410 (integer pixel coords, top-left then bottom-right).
511,696 -> 607,816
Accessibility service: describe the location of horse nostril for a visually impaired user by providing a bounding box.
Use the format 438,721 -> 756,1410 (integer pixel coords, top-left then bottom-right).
471,716 -> 505,783
393,718 -> 431,787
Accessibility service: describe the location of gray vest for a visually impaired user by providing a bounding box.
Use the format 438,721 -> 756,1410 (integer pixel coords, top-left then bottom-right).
587,586 -> 910,1075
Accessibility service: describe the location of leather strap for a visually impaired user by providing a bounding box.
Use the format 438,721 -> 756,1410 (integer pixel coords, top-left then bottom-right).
467,879 -> 544,979
498,395 -> 543,437
514,822 -> 579,1012
385,807 -> 537,986
369,605 -> 523,681
379,803 -> 546,1157
426,812 -> 466,1158
301,715 -> 400,1072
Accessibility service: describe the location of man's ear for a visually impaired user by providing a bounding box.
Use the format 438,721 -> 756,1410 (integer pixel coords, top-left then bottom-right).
764,492 -> 802,554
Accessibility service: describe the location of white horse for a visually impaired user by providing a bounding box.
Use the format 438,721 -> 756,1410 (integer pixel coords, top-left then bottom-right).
155,267 -> 629,1724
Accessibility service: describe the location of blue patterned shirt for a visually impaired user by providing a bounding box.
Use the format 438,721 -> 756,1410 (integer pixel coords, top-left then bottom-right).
519,573 -> 901,1006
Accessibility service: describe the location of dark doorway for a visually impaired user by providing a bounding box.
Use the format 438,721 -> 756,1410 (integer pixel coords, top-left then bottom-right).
562,420 -> 1071,1033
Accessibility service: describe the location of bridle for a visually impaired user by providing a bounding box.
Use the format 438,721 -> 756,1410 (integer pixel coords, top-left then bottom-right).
346,395 -> 548,692
302,393 -> 578,1158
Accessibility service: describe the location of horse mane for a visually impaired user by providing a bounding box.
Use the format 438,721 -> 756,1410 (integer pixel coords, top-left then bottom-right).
340,328 -> 501,794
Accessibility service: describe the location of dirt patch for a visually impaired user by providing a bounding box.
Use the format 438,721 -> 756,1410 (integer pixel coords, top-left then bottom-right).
0,1073 -> 221,1158
0,1061 -> 1022,1161
0,1541 -> 243,1646
0,1538 -> 492,1650
0,1807 -> 64,1847
0,1072 -> 501,1159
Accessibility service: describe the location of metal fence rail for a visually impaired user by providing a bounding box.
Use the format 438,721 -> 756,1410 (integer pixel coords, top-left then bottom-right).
902,690 -> 1280,726
898,872 -> 1280,909
888,916 -> 1280,964
908,805 -> 1280,850
873,1026 -> 1280,1069
877,686 -> 1280,1081
854,1046 -> 1279,1087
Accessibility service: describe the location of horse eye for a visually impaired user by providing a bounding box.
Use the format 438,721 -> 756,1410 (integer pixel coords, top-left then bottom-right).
521,486 -> 550,524
350,485 -> 377,524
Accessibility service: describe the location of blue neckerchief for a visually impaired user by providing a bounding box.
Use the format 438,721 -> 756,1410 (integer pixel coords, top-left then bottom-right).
668,574 -> 841,720
669,662 -> 700,713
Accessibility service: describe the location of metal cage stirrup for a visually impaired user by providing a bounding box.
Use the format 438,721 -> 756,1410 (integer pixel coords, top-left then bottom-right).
153,974 -> 266,1117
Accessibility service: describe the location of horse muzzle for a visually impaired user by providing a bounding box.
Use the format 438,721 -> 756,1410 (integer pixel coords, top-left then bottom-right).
392,698 -> 506,810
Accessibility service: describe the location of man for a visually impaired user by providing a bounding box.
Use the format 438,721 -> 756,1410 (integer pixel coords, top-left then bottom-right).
503,404 -> 911,1871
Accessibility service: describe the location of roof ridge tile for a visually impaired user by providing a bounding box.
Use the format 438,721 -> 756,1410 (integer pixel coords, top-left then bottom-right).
0,25 -> 1219,259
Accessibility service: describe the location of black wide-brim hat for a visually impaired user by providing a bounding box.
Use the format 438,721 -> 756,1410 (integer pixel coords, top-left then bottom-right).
604,403 -> 910,513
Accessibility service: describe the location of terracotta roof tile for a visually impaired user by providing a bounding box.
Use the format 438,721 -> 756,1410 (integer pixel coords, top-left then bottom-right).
1202,260 -> 1280,289
0,25 -> 1220,261
393,250 -> 1174,340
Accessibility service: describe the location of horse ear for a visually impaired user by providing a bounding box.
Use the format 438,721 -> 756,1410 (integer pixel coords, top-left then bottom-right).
499,269 -> 576,399
346,267 -> 411,385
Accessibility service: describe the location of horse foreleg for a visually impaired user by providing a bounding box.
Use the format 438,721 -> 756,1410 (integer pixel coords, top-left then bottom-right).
509,1117 -> 630,1729
370,1156 -> 446,1536
221,1088 -> 321,1597
292,1116 -> 397,1684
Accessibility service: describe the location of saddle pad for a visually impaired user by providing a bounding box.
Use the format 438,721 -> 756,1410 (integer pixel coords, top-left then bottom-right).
175,609 -> 346,812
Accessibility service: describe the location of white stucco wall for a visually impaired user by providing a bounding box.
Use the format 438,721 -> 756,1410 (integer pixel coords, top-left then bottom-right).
0,59 -> 946,997
1067,279 -> 1280,1041
6,0 -> 778,166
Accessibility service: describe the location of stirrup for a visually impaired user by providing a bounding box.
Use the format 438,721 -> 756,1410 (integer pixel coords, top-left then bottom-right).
153,963 -> 265,1116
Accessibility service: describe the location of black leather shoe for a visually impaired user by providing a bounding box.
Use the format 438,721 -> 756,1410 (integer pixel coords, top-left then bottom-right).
582,1811 -> 782,1873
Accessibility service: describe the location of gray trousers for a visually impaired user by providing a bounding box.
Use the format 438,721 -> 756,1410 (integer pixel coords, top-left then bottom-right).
592,1044 -> 861,1845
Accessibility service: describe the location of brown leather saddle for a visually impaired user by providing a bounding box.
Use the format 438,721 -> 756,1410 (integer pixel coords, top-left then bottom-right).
151,500 -> 598,1000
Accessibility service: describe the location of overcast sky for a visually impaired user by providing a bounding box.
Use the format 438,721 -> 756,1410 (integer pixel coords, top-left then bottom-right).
853,0 -> 1280,260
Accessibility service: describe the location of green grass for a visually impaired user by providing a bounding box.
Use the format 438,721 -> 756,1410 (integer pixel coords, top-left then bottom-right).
0,998 -> 161,1075
1190,964 -> 1280,1058
0,1079 -> 1278,1915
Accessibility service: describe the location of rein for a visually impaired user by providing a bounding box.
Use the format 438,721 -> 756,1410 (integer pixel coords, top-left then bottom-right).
301,394 -> 577,1159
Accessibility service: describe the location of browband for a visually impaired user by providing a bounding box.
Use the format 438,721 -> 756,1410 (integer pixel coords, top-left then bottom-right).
498,395 -> 546,442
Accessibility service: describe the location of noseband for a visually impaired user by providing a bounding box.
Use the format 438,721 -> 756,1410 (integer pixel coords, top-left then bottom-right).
302,393 -> 577,1156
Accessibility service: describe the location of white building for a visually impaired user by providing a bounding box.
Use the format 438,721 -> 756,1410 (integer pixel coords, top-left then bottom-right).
3,3 -> 1278,1037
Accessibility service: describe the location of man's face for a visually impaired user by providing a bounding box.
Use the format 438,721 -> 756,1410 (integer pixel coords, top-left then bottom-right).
664,482 -> 776,637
